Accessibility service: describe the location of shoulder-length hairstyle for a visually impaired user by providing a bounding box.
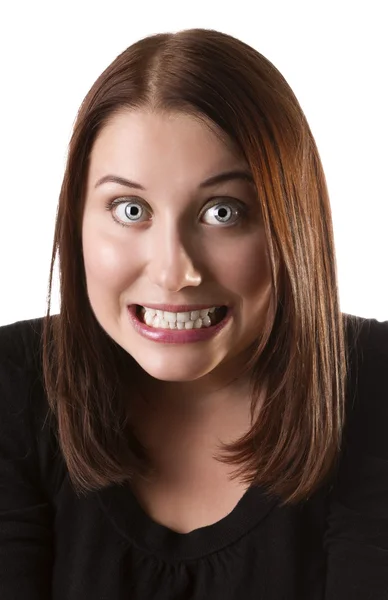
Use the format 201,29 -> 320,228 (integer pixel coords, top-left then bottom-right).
42,28 -> 350,505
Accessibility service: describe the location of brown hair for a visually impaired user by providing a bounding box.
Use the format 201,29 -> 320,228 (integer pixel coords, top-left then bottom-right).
42,28 -> 349,505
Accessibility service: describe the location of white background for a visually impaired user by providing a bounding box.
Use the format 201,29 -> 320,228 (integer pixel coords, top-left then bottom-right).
0,0 -> 386,326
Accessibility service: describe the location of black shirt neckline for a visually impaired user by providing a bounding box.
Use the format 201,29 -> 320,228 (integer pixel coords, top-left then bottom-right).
97,482 -> 277,560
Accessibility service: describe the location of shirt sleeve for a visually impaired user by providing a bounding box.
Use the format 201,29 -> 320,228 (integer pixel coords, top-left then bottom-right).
324,317 -> 388,599
0,326 -> 53,599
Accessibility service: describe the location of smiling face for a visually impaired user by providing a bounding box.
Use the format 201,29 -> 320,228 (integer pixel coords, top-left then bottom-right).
82,109 -> 272,385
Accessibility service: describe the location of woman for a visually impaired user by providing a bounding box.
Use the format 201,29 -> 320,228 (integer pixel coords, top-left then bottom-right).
0,28 -> 387,599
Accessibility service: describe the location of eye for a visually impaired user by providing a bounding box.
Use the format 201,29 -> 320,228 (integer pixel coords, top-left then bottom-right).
105,198 -> 148,226
201,200 -> 246,226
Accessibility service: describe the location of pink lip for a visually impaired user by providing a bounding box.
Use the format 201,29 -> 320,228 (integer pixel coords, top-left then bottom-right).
127,305 -> 232,344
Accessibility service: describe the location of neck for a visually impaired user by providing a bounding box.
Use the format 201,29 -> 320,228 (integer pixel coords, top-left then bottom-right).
128,367 -> 266,485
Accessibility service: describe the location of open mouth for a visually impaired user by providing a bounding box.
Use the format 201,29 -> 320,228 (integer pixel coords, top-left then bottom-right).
135,305 -> 228,330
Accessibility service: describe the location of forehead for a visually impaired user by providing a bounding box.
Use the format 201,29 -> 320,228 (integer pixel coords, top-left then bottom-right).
88,109 -> 247,180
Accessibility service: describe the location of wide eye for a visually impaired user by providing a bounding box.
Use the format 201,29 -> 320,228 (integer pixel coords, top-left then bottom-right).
202,201 -> 242,226
110,199 -> 147,225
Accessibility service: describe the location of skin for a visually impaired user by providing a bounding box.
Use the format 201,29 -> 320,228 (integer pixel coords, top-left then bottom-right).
82,108 -> 272,532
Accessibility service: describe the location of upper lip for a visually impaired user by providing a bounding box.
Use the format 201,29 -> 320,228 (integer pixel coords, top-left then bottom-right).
132,303 -> 226,312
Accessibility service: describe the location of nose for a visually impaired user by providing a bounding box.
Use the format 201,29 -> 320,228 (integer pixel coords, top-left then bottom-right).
147,223 -> 202,292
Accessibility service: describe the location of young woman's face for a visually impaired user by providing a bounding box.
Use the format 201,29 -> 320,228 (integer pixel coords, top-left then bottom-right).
82,109 -> 272,383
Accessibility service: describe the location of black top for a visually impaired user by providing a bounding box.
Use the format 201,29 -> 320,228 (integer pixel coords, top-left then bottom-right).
0,314 -> 387,599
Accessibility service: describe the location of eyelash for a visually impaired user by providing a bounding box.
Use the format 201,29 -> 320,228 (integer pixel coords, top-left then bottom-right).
104,197 -> 249,228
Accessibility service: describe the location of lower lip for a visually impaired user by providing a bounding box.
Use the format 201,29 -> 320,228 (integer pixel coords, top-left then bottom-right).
127,305 -> 232,344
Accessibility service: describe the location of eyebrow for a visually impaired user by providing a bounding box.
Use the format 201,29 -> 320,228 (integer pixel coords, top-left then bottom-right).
94,169 -> 255,190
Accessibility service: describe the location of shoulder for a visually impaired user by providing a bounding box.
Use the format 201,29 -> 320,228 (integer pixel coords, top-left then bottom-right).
0,315 -> 45,371
0,319 -> 58,595
343,313 -> 388,455
323,315 -> 388,591
0,315 -> 47,428
0,315 -> 65,500
344,312 -> 388,367
0,316 -> 47,422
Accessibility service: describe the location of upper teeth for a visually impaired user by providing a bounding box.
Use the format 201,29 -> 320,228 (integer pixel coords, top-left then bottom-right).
142,306 -> 216,322
140,306 -> 218,330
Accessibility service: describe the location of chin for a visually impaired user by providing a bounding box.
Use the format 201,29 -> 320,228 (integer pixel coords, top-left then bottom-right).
131,354 -> 222,383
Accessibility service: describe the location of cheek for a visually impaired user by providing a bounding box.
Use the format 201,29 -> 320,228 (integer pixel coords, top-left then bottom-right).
82,227 -> 133,291
241,243 -> 271,296
213,237 -> 271,297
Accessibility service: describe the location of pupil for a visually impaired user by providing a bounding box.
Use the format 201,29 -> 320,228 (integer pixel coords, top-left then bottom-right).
126,205 -> 140,218
218,207 -> 228,219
